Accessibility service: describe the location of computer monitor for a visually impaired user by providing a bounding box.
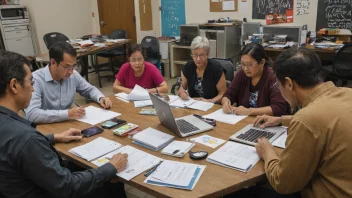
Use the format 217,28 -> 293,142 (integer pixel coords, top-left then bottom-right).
180,24 -> 199,46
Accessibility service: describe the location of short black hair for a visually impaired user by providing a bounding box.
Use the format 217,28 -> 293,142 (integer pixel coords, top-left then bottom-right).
239,43 -> 271,67
273,48 -> 323,88
0,50 -> 30,97
128,44 -> 144,58
49,41 -> 77,64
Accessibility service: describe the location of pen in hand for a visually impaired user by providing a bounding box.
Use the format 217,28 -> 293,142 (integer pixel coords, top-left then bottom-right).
180,84 -> 189,98
73,101 -> 81,107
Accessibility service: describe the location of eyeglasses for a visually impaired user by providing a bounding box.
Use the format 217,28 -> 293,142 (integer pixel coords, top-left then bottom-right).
239,62 -> 255,69
130,57 -> 144,63
190,53 -> 207,59
59,63 -> 78,71
24,79 -> 35,86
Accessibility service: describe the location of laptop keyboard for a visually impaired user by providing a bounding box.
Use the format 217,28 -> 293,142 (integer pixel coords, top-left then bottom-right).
237,128 -> 276,143
176,119 -> 200,134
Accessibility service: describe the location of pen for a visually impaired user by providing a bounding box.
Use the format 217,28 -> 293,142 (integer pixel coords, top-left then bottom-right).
180,84 -> 189,97
144,160 -> 163,177
73,101 -> 81,107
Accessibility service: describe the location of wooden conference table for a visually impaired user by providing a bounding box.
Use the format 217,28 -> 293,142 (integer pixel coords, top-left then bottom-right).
37,97 -> 283,198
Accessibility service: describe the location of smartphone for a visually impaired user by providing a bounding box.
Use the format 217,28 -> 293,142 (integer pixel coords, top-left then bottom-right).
82,126 -> 104,137
101,118 -> 126,129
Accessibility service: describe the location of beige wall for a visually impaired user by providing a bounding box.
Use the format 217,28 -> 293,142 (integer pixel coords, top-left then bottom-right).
185,0 -> 318,31
21,0 -> 94,55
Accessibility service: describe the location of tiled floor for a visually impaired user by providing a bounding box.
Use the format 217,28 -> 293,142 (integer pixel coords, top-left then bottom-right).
75,69 -> 176,198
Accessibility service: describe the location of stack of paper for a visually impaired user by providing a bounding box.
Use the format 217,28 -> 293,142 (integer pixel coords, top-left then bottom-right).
144,160 -> 206,190
115,92 -> 129,102
75,106 -> 121,125
169,98 -> 214,112
132,127 -> 175,151
203,109 -> 247,124
132,95 -> 180,107
91,145 -> 162,181
69,137 -> 122,161
272,131 -> 287,149
161,141 -> 195,157
206,141 -> 260,172
128,85 -> 150,101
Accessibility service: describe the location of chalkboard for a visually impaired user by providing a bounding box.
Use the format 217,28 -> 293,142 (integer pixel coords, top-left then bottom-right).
161,0 -> 186,37
252,0 -> 294,19
316,0 -> 352,31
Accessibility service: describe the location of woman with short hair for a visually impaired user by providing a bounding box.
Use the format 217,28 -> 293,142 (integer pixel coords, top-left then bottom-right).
178,36 -> 227,103
113,44 -> 168,94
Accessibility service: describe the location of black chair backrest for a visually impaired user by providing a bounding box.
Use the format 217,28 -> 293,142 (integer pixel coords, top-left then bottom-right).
212,58 -> 234,83
141,36 -> 160,65
333,44 -> 352,77
43,32 -> 69,49
109,29 -> 127,39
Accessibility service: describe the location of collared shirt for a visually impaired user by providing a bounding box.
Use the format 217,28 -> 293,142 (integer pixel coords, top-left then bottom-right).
265,82 -> 352,198
0,106 -> 117,198
24,65 -> 104,124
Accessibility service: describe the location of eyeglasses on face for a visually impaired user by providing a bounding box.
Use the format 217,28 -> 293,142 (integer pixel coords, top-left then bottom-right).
59,63 -> 78,71
190,53 -> 207,59
130,57 -> 144,63
239,61 -> 255,69
24,79 -> 35,86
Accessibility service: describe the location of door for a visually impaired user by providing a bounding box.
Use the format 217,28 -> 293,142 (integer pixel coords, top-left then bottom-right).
98,0 -> 137,43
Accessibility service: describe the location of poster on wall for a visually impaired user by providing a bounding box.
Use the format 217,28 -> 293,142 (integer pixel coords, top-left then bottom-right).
252,0 -> 294,20
265,9 -> 294,25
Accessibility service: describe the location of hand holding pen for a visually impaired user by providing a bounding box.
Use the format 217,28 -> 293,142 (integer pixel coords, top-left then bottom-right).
221,97 -> 235,114
179,84 -> 189,100
68,101 -> 86,119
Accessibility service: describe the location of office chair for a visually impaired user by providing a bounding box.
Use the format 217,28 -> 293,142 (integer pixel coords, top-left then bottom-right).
95,29 -> 128,88
170,58 -> 234,95
141,36 -> 160,66
43,32 -> 70,49
323,43 -> 352,86
43,32 -> 86,78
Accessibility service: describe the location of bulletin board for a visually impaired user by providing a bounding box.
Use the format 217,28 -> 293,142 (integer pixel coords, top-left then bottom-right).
139,0 -> 153,31
210,0 -> 238,12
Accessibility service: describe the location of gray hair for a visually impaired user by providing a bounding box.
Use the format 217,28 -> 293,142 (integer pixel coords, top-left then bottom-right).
191,36 -> 210,53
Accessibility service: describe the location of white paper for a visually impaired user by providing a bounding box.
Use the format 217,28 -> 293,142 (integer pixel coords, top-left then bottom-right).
169,98 -> 214,112
69,137 -> 121,161
222,1 -> 235,10
134,100 -> 153,108
75,106 -> 121,125
91,145 -> 162,181
144,160 -> 206,190
203,109 -> 247,125
128,85 -> 150,101
133,127 -> 174,150
272,131 -> 287,148
207,141 -> 260,172
78,40 -> 94,46
105,39 -> 127,43
115,92 -> 129,100
190,135 -> 226,148
161,141 -> 195,157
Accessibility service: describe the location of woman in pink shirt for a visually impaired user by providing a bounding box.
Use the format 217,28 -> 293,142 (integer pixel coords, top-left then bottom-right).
113,44 -> 168,94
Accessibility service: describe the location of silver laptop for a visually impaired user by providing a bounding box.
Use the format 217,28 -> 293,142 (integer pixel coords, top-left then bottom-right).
229,124 -> 286,146
149,93 -> 214,137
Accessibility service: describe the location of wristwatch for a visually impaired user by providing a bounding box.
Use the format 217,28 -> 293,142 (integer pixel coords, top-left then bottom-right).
155,87 -> 159,95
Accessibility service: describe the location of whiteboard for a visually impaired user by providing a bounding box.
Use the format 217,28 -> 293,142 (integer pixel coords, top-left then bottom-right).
161,0 -> 186,37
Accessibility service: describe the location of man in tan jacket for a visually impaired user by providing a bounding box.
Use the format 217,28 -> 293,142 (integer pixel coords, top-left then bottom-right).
254,48 -> 352,198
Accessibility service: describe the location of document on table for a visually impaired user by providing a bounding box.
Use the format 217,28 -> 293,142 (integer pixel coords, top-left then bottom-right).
161,140 -> 195,157
206,141 -> 260,172
272,131 -> 287,149
169,98 -> 214,111
134,100 -> 153,108
144,160 -> 206,190
190,134 -> 226,148
203,109 -> 247,124
75,106 -> 121,125
69,137 -> 122,161
91,145 -> 162,181
132,127 -> 175,151
128,85 -> 150,101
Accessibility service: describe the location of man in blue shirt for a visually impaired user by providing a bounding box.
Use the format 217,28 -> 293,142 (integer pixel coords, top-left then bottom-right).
25,41 -> 112,124
0,50 -> 128,198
